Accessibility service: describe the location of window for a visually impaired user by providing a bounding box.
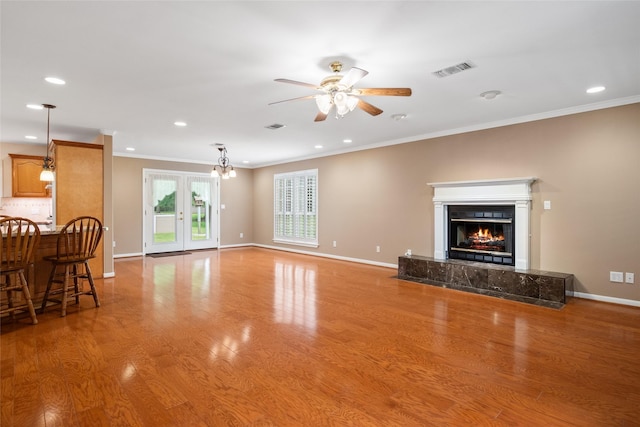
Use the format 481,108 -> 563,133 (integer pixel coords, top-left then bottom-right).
274,169 -> 318,247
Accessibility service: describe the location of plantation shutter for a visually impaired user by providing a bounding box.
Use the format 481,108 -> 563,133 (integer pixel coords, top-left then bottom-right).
273,169 -> 318,247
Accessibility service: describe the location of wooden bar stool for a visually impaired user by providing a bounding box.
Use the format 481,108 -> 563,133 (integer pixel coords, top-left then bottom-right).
0,217 -> 40,324
40,216 -> 103,317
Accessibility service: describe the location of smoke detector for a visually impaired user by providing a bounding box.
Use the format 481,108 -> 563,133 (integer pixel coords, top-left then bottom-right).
480,90 -> 501,100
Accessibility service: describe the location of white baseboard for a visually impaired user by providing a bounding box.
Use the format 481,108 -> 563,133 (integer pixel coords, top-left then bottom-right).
570,291 -> 640,308
114,252 -> 143,259
253,243 -> 397,269
219,243 -> 254,249
103,272 -> 115,278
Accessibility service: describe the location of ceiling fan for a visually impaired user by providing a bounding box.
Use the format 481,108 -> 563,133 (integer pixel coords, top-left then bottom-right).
269,61 -> 412,122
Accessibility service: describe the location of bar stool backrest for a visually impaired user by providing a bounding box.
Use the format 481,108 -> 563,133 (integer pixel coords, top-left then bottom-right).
0,217 -> 40,271
55,216 -> 103,262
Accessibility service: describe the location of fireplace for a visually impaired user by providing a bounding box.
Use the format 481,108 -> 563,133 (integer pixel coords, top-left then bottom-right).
400,176 -> 573,308
428,177 -> 536,270
448,205 -> 515,266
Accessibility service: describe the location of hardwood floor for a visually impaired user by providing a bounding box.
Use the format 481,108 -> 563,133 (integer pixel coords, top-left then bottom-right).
2,247 -> 639,426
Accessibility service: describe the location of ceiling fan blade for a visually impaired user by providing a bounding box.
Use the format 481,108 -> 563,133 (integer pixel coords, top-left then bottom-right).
274,78 -> 321,90
354,88 -> 412,96
339,67 -> 368,88
357,99 -> 383,116
314,111 -> 329,122
268,95 -> 316,105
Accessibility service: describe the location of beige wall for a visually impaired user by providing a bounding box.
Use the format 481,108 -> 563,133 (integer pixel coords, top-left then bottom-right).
253,103 -> 640,302
36,103 -> 635,303
112,156 -> 253,255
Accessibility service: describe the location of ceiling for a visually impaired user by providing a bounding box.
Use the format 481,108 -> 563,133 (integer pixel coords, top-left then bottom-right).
1,1 -> 639,169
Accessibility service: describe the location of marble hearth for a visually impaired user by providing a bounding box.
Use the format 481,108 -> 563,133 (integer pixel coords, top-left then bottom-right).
398,255 -> 573,309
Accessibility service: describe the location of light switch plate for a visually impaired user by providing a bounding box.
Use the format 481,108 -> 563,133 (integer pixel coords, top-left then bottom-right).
543,200 -> 551,210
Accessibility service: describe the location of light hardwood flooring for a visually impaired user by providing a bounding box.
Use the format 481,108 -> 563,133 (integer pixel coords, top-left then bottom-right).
2,247 -> 639,426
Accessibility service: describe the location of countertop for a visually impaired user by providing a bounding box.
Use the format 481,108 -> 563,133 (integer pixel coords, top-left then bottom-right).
36,224 -> 63,235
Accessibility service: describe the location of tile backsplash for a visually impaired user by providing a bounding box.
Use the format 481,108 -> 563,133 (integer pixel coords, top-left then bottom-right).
0,197 -> 52,223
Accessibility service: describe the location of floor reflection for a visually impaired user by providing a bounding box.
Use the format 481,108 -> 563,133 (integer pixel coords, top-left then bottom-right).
274,261 -> 317,332
209,324 -> 252,362
152,263 -> 177,311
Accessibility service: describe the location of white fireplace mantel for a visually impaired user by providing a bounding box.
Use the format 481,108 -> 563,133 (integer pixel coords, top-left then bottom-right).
428,177 -> 536,270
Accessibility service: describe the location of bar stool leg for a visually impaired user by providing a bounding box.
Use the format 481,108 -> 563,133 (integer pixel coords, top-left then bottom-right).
41,264 -> 57,313
85,261 -> 101,308
61,265 -> 71,317
6,282 -> 15,321
72,264 -> 82,304
19,271 -> 38,325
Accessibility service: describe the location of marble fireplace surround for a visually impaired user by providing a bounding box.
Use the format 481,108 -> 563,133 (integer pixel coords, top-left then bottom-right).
428,177 -> 536,270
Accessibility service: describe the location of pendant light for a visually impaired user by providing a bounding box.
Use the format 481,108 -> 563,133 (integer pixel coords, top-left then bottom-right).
39,104 -> 56,182
210,145 -> 236,179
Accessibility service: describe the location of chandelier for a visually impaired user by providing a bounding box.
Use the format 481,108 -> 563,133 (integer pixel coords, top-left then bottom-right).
39,104 -> 56,182
210,145 -> 236,179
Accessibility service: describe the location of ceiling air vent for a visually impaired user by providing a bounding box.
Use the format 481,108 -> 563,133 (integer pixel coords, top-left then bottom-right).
432,61 -> 475,78
265,123 -> 286,130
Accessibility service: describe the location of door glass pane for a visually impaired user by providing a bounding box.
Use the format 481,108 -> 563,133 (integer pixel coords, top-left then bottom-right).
153,178 -> 177,244
190,179 -> 211,241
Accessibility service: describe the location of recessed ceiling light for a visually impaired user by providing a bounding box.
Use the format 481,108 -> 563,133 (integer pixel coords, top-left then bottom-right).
479,90 -> 501,100
126,147 -> 135,151
174,121 -> 187,127
391,113 -> 407,121
25,135 -> 37,140
26,104 -> 44,110
45,76 -> 66,85
315,145 -> 323,149
586,86 -> 605,94
343,139 -> 352,144
242,160 -> 250,164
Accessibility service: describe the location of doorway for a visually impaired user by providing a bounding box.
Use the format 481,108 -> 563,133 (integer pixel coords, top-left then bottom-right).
143,169 -> 219,254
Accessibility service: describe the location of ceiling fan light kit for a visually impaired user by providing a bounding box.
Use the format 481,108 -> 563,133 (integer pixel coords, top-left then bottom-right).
270,61 -> 411,121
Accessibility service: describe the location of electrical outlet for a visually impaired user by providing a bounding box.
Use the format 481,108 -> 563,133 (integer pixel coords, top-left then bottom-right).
610,271 -> 624,283
240,232 -> 243,238
625,273 -> 635,284
376,246 -> 380,253
332,240 -> 337,248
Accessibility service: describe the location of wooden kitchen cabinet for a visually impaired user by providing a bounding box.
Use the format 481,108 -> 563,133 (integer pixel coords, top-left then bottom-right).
9,154 -> 50,197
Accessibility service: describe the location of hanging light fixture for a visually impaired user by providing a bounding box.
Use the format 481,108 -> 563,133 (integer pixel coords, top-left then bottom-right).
332,91 -> 358,117
315,90 -> 359,118
210,145 -> 236,179
39,104 -> 56,182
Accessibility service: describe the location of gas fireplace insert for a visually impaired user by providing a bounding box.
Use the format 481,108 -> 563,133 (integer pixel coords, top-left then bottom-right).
448,205 -> 515,266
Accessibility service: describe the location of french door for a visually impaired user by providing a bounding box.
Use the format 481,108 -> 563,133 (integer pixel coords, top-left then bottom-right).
143,169 -> 219,254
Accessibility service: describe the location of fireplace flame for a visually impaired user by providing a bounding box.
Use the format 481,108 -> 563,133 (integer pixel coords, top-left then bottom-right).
473,227 -> 504,243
